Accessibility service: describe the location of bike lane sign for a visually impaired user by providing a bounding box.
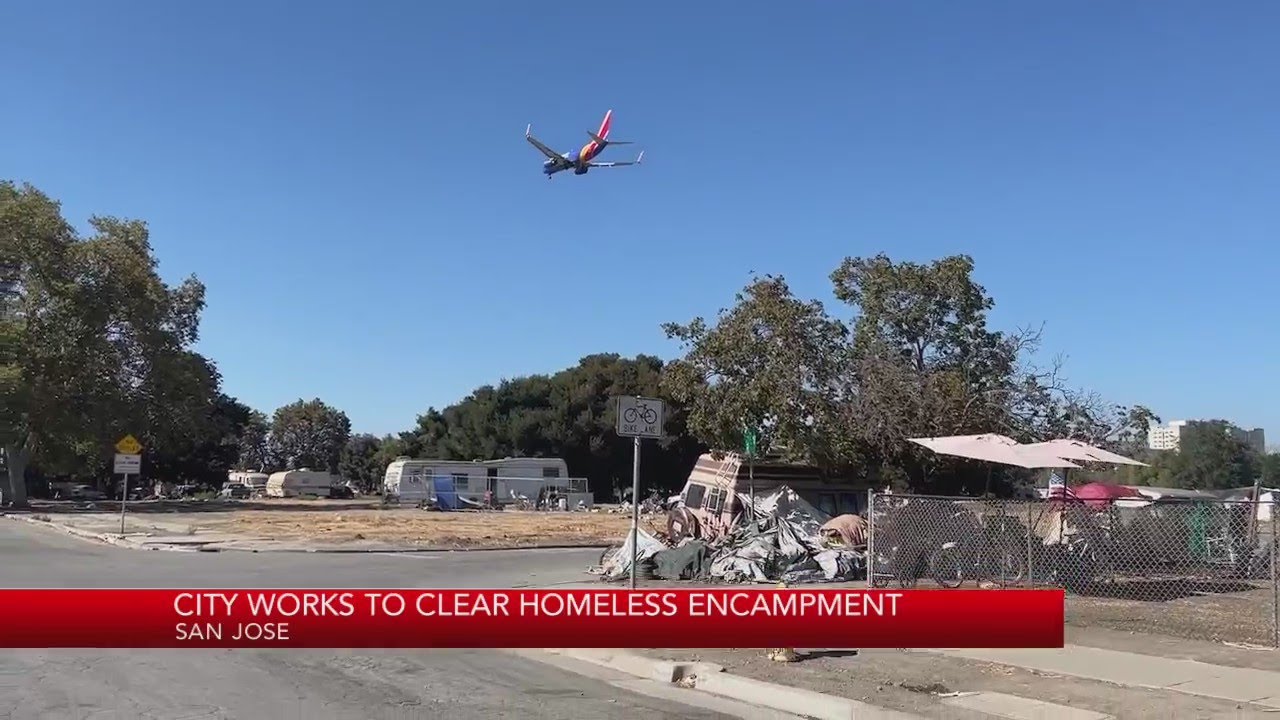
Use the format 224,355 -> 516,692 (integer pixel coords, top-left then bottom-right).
616,396 -> 665,439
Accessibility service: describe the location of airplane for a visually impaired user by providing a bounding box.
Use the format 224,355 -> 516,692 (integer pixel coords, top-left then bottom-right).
525,109 -> 644,178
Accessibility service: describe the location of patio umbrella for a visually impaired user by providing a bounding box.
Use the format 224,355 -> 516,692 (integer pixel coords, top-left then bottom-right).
1069,482 -> 1145,510
1023,439 -> 1148,467
909,434 -> 1081,469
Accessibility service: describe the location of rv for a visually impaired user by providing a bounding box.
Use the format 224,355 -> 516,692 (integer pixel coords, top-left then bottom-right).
381,456 -> 589,508
227,471 -> 269,496
668,452 -> 868,542
265,469 -> 337,498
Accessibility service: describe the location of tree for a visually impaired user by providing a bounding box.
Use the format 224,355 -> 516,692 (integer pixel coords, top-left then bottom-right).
236,409 -> 274,471
2,182 -> 209,505
663,253 -> 1150,495
269,399 -> 351,473
399,354 -> 706,498
661,275 -> 849,467
338,434 -> 383,492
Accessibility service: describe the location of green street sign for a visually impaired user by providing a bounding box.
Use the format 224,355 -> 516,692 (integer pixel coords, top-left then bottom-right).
743,428 -> 758,457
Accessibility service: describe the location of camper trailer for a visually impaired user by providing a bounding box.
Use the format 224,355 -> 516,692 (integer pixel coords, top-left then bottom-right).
668,452 -> 868,542
265,469 -> 337,498
381,456 -> 589,508
227,471 -> 268,496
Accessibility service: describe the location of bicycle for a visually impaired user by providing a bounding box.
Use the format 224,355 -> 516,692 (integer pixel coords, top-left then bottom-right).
623,402 -> 659,425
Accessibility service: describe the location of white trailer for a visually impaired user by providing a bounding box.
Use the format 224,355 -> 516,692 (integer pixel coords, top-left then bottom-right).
227,471 -> 269,493
266,469 -> 336,498
381,456 -> 590,508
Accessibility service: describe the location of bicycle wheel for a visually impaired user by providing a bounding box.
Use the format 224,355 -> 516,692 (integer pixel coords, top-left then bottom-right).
623,407 -> 638,423
978,548 -> 1027,587
641,409 -> 658,424
930,545 -> 965,589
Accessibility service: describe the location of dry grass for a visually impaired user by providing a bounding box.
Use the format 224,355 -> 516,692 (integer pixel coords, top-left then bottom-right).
196,507 -> 666,549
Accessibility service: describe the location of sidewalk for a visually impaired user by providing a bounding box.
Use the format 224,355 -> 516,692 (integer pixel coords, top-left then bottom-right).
929,644 -> 1280,708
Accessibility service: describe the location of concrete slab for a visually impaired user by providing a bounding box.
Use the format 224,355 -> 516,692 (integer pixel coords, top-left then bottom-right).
1168,666 -> 1280,702
929,646 -> 1280,710
943,692 -> 1113,720
928,647 -> 1205,689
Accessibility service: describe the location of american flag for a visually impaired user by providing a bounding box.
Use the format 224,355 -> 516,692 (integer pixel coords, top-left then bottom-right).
1046,471 -> 1077,501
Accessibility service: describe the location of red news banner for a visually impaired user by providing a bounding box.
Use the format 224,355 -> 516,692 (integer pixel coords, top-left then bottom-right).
0,588 -> 1064,649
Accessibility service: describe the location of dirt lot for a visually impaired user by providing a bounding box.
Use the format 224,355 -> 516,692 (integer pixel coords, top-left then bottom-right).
29,498 -> 662,550
204,507 -> 664,549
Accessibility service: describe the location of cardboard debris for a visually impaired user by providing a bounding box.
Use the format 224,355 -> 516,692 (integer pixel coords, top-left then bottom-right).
595,485 -> 867,585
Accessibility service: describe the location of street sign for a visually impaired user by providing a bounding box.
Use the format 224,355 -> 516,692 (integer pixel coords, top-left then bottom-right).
114,453 -> 141,475
115,434 -> 143,455
616,396 -> 665,439
743,428 -> 758,457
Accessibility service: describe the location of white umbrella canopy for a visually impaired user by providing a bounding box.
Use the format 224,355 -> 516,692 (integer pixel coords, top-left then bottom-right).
909,434 -> 1081,469
1023,439 -> 1148,467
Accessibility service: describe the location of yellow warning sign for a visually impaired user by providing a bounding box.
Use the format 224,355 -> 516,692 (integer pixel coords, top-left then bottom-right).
115,434 -> 143,455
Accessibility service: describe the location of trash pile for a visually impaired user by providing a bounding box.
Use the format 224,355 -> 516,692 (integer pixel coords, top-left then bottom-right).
593,485 -> 867,585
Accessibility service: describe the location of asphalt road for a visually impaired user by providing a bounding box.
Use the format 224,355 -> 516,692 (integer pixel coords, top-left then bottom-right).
0,521 -> 767,720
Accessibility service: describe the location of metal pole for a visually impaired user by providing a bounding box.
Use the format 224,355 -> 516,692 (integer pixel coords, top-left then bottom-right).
119,473 -> 129,535
1272,498 -> 1278,648
629,435 -> 642,590
748,454 -> 755,521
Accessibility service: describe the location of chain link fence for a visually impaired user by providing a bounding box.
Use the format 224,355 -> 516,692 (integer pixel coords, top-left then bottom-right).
866,491 -> 1280,646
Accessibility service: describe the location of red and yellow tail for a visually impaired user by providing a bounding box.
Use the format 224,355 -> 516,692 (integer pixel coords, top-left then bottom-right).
596,110 -> 613,141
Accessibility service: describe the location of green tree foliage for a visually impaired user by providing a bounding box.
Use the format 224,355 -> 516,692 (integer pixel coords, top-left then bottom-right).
236,409 -> 275,472
399,354 -> 706,498
338,434 -> 383,492
662,275 -> 848,468
269,399 -> 351,473
663,253 -> 1160,494
1,182 -> 217,504
1116,420 -> 1262,490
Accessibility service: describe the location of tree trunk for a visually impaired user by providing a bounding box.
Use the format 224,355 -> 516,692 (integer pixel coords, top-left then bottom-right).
3,442 -> 30,508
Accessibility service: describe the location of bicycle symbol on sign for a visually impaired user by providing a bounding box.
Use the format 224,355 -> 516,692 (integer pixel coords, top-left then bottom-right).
624,401 -> 659,426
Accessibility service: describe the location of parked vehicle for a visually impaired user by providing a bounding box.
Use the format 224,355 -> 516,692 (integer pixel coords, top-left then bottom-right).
220,483 -> 251,499
56,484 -> 107,501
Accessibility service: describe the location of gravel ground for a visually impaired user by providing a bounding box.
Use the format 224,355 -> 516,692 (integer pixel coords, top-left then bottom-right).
1067,585 -> 1278,646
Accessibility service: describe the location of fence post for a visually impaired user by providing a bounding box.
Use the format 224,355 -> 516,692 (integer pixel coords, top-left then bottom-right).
1026,500 -> 1034,587
866,489 -> 876,589
1272,498 -> 1278,649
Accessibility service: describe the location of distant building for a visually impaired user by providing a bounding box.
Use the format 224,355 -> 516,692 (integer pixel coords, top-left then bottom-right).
1233,427 -> 1267,454
1148,421 -> 1188,451
1148,420 -> 1265,453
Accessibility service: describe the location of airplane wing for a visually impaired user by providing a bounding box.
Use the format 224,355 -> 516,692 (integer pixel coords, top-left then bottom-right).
525,125 -> 569,166
588,151 -> 644,168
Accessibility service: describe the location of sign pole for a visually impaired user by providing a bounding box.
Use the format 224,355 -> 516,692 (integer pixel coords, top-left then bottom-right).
614,395 -> 664,591
120,473 -> 129,535
629,435 -> 641,590
113,434 -> 143,536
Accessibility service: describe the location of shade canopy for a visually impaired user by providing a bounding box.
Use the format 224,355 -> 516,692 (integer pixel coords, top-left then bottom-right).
909,434 -> 1081,469
1070,481 -> 1145,509
1023,439 -> 1148,467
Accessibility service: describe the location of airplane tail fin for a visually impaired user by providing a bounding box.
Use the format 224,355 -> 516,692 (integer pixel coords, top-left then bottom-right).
597,109 -> 612,140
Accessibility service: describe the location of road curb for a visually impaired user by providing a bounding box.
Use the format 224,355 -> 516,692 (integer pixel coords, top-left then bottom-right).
542,648 -> 925,720
1,514 -> 609,554
1,513 -> 190,551
201,543 -> 612,554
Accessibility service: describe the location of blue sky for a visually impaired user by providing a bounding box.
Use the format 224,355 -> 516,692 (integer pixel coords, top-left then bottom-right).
6,1 -> 1277,441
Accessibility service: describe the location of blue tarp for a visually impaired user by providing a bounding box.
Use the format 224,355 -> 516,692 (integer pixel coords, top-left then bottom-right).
432,474 -> 460,511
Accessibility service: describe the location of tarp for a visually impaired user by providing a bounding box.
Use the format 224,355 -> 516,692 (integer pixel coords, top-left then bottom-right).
598,529 -> 667,581
432,474 -> 460,511
653,540 -> 710,580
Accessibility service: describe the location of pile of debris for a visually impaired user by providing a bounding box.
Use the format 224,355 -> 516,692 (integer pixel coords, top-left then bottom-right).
593,486 -> 867,585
